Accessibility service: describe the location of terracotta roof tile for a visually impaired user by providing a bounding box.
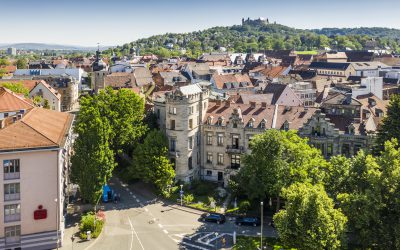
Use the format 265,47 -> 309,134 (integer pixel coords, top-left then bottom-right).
0,107 -> 73,151
0,87 -> 34,112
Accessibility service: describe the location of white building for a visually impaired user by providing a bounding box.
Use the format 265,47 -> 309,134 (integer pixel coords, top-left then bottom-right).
29,80 -> 61,111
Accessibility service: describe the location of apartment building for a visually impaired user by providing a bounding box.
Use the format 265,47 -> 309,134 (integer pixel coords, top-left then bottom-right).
0,106 -> 74,249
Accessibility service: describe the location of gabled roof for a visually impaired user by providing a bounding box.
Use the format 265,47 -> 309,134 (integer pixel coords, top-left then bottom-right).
0,87 -> 34,113
323,92 -> 362,106
0,107 -> 73,151
176,84 -> 202,96
263,83 -> 287,104
213,73 -> 252,90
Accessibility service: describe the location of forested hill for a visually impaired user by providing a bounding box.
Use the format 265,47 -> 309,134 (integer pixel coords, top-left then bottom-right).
104,20 -> 400,58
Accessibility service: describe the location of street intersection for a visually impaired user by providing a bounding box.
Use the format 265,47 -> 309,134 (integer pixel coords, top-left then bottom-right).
76,178 -> 276,250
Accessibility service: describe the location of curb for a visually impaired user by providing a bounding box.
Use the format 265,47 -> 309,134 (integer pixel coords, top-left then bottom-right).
167,204 -> 205,215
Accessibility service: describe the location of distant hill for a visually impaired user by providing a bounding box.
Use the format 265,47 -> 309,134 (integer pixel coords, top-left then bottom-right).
0,43 -> 112,51
104,19 -> 400,58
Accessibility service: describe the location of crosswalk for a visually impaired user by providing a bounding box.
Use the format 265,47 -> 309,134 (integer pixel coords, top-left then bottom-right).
169,232 -> 233,250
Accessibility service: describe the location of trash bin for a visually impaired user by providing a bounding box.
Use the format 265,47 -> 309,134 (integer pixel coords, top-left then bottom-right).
86,231 -> 91,240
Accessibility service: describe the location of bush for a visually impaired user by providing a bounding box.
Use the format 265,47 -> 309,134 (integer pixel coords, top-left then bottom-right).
239,200 -> 251,214
79,212 -> 105,240
183,193 -> 194,204
191,180 -> 215,196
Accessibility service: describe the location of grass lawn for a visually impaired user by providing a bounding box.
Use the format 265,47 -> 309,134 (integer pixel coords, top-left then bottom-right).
295,50 -> 318,55
233,236 -> 295,250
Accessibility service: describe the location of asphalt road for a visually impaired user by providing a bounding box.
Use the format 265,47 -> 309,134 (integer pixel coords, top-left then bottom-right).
87,178 -> 276,250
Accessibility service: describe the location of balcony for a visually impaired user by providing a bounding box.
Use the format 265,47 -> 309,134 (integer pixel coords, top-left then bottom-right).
226,145 -> 244,154
4,193 -> 20,201
4,172 -> 20,180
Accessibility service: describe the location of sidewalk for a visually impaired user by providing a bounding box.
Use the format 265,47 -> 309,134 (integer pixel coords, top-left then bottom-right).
60,212 -> 92,250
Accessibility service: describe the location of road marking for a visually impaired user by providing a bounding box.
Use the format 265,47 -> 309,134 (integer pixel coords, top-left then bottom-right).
144,208 -> 149,212
180,242 -> 209,250
129,192 -> 133,195
163,229 -> 168,234
197,232 -> 214,242
128,217 -> 145,250
158,223 -> 163,228
136,198 -> 140,203
186,232 -> 202,240
133,195 -> 136,199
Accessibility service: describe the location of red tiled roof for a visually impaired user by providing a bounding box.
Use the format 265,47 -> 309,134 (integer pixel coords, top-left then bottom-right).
0,87 -> 34,113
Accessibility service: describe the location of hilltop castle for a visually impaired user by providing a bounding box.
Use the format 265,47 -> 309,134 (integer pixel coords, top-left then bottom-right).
242,17 -> 269,26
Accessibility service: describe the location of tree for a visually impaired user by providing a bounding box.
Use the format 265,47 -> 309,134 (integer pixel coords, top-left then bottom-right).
0,58 -> 10,66
238,130 -> 326,210
129,130 -> 175,193
32,95 -> 43,106
1,82 -> 29,97
376,94 -> 400,153
43,99 -> 50,109
274,183 -> 347,250
70,107 -> 116,204
0,68 -> 7,78
15,58 -> 27,69
95,87 -> 147,153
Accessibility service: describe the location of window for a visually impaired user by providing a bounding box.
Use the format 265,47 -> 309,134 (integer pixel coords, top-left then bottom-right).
231,155 -> 241,169
156,109 -> 160,119
206,170 -> 212,176
207,134 -> 213,145
188,136 -> 193,150
207,152 -> 213,164
188,157 -> 193,170
4,183 -> 20,201
207,117 -> 212,125
217,134 -> 224,146
217,118 -> 223,126
232,135 -> 239,149
189,119 -> 193,129
3,159 -> 20,180
170,138 -> 176,152
217,153 -> 224,165
196,133 -> 201,146
327,143 -> 333,157
260,121 -> 266,129
5,225 -> 20,245
169,107 -> 177,114
4,204 -> 21,222
248,120 -> 254,128
170,120 -> 175,130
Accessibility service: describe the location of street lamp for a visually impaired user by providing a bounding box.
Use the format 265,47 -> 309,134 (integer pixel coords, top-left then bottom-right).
260,201 -> 264,250
180,184 -> 183,206
55,198 -> 59,250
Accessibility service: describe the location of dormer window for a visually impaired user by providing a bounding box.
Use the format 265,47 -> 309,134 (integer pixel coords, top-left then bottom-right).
217,117 -> 224,126
248,118 -> 255,128
260,119 -> 266,129
207,116 -> 213,125
233,121 -> 238,128
283,121 -> 289,131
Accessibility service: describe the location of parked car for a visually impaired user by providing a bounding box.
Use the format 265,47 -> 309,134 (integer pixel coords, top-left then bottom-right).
235,216 -> 261,226
200,213 -> 226,224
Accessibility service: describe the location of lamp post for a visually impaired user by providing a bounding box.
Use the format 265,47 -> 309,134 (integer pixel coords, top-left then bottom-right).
55,198 -> 59,250
180,184 -> 183,206
260,201 -> 264,250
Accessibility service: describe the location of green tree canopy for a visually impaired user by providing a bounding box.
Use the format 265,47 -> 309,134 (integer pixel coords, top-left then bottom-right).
129,130 -> 175,194
238,130 -> 327,210
15,58 -> 27,69
274,183 -> 347,250
376,94 -> 400,153
71,106 -> 115,204
1,82 -> 30,97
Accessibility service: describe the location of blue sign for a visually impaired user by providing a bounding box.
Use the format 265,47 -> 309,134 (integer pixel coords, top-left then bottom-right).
180,190 -> 184,195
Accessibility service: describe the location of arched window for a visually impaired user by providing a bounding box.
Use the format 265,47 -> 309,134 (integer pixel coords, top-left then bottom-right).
248,118 -> 255,128
207,116 -> 212,125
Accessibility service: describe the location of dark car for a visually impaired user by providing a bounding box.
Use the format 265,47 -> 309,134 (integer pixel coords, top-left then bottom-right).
200,213 -> 226,224
235,216 -> 261,226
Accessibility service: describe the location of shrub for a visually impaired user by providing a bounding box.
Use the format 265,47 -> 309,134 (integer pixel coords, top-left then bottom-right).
239,200 -> 251,214
183,193 -> 194,204
208,196 -> 216,206
79,212 -> 105,240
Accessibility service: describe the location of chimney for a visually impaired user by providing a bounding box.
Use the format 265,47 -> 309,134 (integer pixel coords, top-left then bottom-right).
261,102 -> 267,108
224,101 -> 231,108
250,101 -> 256,108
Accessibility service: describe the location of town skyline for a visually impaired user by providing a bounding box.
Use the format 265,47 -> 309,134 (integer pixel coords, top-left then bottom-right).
1,0 -> 399,46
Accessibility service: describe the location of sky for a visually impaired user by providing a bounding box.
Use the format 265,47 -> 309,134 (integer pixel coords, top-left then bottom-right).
1,0 -> 399,47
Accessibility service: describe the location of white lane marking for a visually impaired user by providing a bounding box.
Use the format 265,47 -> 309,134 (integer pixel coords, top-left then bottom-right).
186,232 -> 202,240
129,192 -> 133,195
197,232 -> 214,242
140,203 -> 144,206
133,195 -> 136,199
163,229 -> 168,234
181,242 -> 209,250
136,198 -> 140,203
207,233 -> 232,242
128,217 -> 145,250
158,223 -> 163,228
144,208 -> 149,212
